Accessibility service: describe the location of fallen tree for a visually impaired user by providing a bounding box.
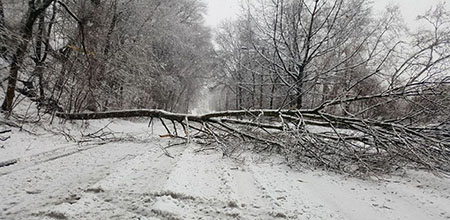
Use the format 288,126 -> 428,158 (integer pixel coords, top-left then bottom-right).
55,108 -> 450,176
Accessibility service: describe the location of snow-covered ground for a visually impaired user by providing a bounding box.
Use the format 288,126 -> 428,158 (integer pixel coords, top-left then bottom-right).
1,118 -> 450,220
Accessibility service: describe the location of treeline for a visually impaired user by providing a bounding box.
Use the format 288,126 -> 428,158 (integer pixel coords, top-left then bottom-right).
0,0 -> 215,113
212,0 -> 450,123
0,0 -> 449,126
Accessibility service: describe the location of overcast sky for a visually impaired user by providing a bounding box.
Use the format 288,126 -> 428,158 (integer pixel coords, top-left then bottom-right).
203,0 -> 448,29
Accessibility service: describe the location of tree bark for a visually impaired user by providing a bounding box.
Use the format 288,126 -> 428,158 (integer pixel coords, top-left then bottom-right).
0,0 -> 4,28
0,0 -> 7,59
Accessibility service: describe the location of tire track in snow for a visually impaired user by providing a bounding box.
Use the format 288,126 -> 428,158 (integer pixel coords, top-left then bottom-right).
0,140 -> 171,220
3,136 -> 449,220
0,142 -> 110,177
249,160 -> 450,220
146,147 -> 290,219
18,142 -> 188,220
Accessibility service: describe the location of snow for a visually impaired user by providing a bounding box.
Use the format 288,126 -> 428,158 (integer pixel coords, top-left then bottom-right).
1,117 -> 450,220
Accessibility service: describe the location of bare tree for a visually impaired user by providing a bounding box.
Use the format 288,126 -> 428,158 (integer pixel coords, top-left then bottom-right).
204,1 -> 450,175
1,0 -> 54,112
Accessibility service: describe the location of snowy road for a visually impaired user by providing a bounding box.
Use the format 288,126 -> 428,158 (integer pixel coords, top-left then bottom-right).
1,119 -> 450,220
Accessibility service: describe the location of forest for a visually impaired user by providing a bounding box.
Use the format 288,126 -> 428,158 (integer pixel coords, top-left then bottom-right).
0,0 -> 449,175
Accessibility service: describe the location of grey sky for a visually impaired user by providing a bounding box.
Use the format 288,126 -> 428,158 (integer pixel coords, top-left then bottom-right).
203,0 -> 448,29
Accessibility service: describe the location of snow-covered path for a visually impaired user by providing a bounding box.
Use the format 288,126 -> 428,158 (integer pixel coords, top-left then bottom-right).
1,119 -> 449,220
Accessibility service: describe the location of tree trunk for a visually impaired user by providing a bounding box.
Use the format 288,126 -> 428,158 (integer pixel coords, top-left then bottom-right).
2,41 -> 29,111
259,73 -> 263,109
0,0 -> 8,59
0,0 -> 4,29
295,68 -> 305,109
35,1 -> 46,98
1,0 -> 55,112
295,81 -> 304,109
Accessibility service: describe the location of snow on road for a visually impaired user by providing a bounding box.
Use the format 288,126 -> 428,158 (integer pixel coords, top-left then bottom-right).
1,119 -> 449,220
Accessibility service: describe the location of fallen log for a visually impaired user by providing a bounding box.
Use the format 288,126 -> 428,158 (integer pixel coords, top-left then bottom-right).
55,109 -> 317,121
55,109 -> 450,176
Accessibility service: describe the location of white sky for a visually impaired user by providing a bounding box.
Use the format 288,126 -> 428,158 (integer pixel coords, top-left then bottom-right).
203,0 -> 449,29
203,0 -> 241,28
